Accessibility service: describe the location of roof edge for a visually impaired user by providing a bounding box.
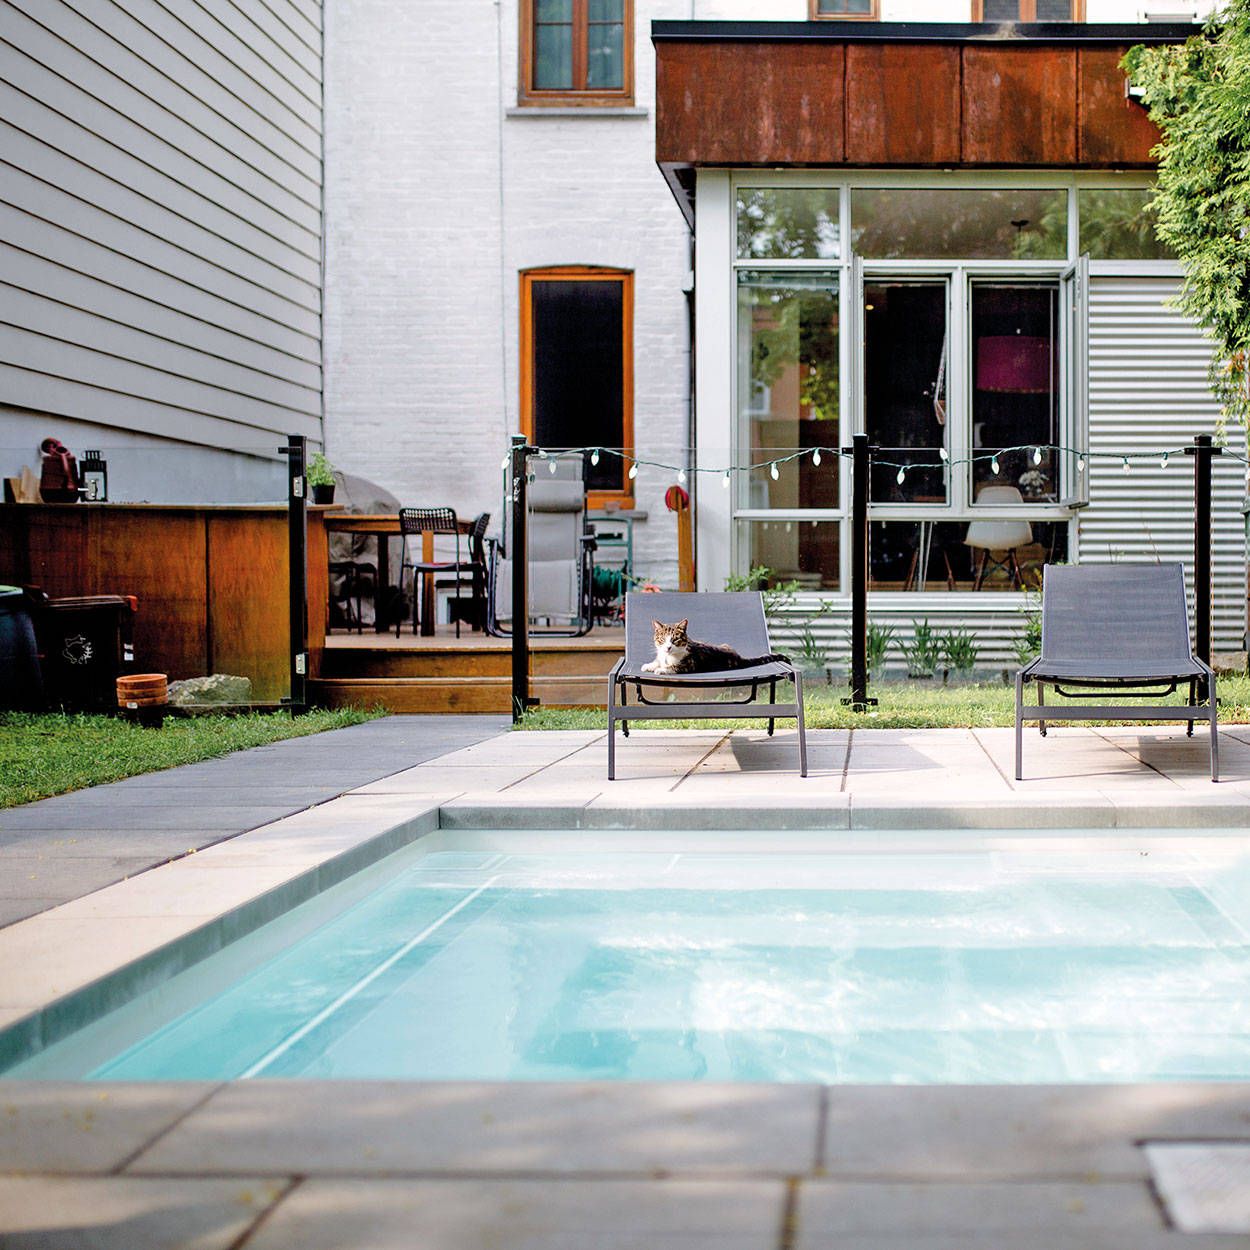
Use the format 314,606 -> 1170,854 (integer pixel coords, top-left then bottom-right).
651,20 -> 1201,45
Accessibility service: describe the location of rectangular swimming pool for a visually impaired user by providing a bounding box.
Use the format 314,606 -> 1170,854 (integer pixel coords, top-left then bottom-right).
12,836 -> 1250,1084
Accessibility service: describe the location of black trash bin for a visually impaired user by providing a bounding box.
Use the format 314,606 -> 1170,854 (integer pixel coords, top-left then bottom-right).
32,594 -> 137,713
0,586 -> 45,711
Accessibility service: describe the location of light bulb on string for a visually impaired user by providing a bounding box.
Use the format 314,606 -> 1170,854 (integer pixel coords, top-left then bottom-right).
939,447 -> 949,462
548,458 -> 558,474
1160,452 -> 1169,469
812,448 -> 822,467
1122,456 -> 1131,474
896,466 -> 906,486
722,470 -> 731,489
770,462 -> 780,481
500,455 -> 510,469
1033,447 -> 1043,465
1077,455 -> 1086,474
677,469 -> 686,485
990,455 -> 1000,475
590,449 -> 600,466
628,462 -> 638,480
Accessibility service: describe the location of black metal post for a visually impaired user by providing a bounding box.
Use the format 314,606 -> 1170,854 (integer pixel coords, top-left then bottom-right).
280,434 -> 308,714
847,433 -> 871,710
1186,433 -> 1219,674
510,435 -> 536,722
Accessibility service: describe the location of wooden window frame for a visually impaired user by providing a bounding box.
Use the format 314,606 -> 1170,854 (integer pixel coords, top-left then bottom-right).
520,266 -> 635,509
518,0 -> 634,108
809,0 -> 880,18
971,0 -> 1086,17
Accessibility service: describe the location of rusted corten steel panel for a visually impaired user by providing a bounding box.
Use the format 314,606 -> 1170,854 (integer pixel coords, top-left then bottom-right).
845,44 -> 961,166
656,40 -> 845,166
655,37 -> 1162,172
962,45 -> 1077,165
1078,45 -> 1161,164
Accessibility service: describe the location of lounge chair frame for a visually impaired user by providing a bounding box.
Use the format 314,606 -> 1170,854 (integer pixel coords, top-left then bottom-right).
1014,563 -> 1218,781
607,591 -> 807,779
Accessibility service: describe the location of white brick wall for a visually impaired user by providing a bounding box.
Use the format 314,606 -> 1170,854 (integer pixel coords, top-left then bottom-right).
324,0 -> 698,588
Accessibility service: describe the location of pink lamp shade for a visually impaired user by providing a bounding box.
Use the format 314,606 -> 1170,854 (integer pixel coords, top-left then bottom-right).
975,336 -> 1054,393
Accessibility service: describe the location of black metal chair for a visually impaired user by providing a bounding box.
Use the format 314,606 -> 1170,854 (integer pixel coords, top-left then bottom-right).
607,591 -> 806,780
1015,563 -> 1218,781
397,507 -> 467,637
433,512 -> 491,632
328,559 -> 377,633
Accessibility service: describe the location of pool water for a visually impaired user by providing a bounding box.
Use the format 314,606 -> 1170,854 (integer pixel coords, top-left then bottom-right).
43,847 -> 1250,1083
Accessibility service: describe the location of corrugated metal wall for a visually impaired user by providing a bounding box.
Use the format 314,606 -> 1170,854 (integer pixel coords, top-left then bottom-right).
1081,274 -> 1245,650
0,0 -> 323,451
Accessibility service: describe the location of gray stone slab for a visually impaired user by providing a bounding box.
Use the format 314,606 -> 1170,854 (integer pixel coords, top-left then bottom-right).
0,1081 -> 218,1172
821,1086 -> 1250,1181
796,1178 -> 1162,1244
1144,1142 -> 1250,1233
0,806 -> 299,832
848,798 -> 1117,829
0,1174 -> 283,1249
129,1081 -> 823,1176
245,1177 -> 786,1250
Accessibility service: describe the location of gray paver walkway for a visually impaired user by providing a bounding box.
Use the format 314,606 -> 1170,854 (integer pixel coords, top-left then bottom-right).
0,715 -> 508,927
4,715 -> 1250,1248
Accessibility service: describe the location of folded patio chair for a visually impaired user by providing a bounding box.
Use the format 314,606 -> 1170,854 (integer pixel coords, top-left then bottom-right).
1014,563 -> 1218,782
608,591 -> 806,780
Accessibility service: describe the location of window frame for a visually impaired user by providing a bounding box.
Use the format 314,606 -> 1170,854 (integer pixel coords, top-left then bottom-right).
971,0 -> 1086,18
518,0 -> 634,108
519,265 -> 635,509
809,0 -> 880,19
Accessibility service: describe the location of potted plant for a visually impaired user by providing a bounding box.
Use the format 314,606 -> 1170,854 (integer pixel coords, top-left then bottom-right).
307,452 -> 337,505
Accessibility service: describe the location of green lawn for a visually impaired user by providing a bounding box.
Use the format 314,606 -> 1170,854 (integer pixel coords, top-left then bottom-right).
519,674 -> 1250,732
0,707 -> 385,809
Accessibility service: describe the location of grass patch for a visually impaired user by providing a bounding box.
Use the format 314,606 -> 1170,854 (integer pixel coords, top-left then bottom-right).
0,707 -> 386,809
517,675 -> 1250,732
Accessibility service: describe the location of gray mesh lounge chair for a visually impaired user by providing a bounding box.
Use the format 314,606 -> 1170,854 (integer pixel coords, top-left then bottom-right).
487,454 -> 596,637
608,591 -> 806,780
1015,563 -> 1218,781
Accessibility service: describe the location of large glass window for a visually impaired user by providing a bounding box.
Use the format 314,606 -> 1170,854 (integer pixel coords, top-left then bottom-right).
736,188 -> 841,261
736,272 -> 840,586
970,283 -> 1059,501
1078,188 -> 1176,260
973,0 -> 1084,17
737,272 -> 840,508
865,281 -> 949,504
520,0 -> 632,106
521,267 -> 633,502
851,188 -> 1067,260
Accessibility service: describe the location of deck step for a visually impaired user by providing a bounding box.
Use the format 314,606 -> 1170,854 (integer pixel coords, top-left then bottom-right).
309,675 -> 610,714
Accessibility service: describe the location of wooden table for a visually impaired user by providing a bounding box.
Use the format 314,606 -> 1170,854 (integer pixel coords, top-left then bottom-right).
324,513 -> 473,634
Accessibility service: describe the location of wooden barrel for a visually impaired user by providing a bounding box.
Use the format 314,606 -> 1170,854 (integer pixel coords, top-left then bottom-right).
116,673 -> 167,708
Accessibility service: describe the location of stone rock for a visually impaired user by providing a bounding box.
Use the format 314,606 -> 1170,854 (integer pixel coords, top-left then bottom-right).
1211,652 -> 1248,676
166,674 -> 253,705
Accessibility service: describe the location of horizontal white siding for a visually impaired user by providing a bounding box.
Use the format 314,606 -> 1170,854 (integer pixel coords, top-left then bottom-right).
0,0 -> 323,452
1080,275 -> 1245,650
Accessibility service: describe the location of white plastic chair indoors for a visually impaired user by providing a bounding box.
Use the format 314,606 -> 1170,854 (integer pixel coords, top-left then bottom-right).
963,485 -> 1033,590
487,451 -> 596,637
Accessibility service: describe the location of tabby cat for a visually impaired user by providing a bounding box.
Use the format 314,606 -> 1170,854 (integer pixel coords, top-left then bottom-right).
640,619 -> 790,675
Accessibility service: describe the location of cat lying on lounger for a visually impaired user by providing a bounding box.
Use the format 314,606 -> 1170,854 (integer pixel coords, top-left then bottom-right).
640,619 -> 790,675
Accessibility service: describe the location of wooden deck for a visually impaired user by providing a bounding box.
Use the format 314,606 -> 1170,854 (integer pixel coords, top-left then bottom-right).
310,625 -> 624,713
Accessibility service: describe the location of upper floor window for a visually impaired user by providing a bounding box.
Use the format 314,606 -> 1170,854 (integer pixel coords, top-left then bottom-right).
972,0 -> 1085,17
810,0 -> 879,17
520,0 -> 633,107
